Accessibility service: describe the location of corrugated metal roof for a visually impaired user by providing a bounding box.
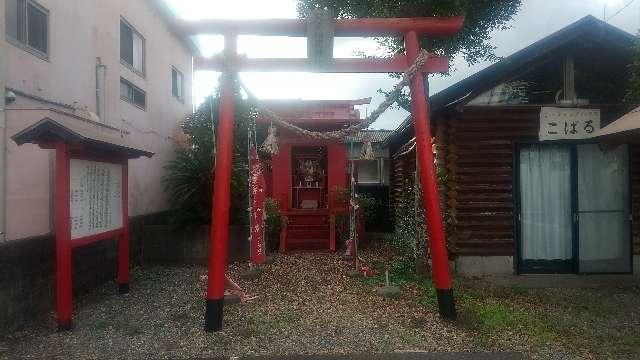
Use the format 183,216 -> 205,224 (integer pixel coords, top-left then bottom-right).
346,129 -> 393,144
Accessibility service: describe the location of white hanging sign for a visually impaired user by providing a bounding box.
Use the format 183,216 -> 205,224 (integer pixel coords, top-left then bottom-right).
70,159 -> 123,239
539,107 -> 600,141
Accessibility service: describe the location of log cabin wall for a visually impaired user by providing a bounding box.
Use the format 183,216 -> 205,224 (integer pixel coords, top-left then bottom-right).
439,107 -> 538,256
435,106 -> 640,257
632,146 -> 640,256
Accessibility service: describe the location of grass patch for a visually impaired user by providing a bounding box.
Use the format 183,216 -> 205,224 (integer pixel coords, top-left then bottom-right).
92,319 -> 108,332
396,329 -> 421,347
359,249 -> 640,358
248,309 -> 300,335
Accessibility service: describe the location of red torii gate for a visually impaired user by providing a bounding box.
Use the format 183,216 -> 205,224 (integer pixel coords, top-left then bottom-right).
179,16 -> 465,332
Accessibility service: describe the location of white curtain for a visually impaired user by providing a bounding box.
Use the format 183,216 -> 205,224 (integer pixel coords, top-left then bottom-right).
577,144 -> 630,273
133,33 -> 144,73
520,144 -> 573,260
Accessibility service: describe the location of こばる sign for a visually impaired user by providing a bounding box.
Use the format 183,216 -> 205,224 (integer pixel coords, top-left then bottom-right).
539,107 -> 600,141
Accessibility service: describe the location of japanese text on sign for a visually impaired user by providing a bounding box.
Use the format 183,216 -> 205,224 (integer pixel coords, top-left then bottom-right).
539,107 -> 600,141
70,159 -> 123,239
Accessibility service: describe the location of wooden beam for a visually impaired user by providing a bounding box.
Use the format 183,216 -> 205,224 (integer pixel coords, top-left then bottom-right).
194,55 -> 449,73
174,17 -> 464,37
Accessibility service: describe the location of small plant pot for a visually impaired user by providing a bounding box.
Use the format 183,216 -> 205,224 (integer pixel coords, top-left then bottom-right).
376,285 -> 401,299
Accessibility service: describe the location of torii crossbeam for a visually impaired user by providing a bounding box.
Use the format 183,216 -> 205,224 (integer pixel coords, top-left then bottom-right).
185,15 -> 465,332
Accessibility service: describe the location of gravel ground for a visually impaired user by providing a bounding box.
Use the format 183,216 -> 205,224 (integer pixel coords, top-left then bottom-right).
0,252 -> 478,359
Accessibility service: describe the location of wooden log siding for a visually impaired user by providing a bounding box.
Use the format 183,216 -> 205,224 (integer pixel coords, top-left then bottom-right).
441,108 -> 539,256
390,141 -> 417,210
439,107 -> 640,256
391,107 -> 640,257
632,145 -> 640,255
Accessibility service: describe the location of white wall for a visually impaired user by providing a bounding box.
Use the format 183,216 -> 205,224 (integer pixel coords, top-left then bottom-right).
4,0 -> 193,240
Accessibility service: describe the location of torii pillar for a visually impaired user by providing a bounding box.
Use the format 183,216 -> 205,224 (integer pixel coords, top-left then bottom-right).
176,16 -> 465,332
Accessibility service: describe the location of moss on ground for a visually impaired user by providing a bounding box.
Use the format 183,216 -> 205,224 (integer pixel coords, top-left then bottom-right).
361,250 -> 640,359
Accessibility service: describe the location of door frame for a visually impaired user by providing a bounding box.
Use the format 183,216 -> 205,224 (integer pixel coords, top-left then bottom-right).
514,140 -> 633,274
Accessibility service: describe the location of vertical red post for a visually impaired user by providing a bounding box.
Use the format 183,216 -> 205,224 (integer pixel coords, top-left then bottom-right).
55,142 -> 73,330
405,31 -> 456,319
117,160 -> 130,294
205,34 -> 237,332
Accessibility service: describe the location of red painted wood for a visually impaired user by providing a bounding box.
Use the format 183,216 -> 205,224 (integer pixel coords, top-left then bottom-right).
55,142 -> 72,329
405,31 -> 452,290
272,143 -> 292,211
194,55 -> 449,74
70,229 -> 123,248
327,143 -> 347,211
279,217 -> 288,253
176,17 -> 464,37
117,160 -> 130,286
207,35 -> 237,301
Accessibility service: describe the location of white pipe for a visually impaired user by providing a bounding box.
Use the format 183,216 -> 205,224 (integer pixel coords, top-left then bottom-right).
0,2 -> 7,241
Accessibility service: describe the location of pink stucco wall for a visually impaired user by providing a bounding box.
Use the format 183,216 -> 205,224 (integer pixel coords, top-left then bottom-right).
4,0 -> 193,240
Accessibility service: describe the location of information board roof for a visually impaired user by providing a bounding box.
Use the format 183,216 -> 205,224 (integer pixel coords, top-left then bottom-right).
11,109 -> 154,159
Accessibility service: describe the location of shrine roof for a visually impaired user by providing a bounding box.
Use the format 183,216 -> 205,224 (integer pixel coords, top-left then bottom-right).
11,108 -> 154,159
257,98 -> 372,123
346,129 -> 393,144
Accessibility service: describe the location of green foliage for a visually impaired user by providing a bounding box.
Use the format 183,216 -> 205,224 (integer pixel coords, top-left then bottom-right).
625,33 -> 640,107
390,175 -> 426,260
391,165 -> 456,267
264,198 -> 282,251
163,81 -> 256,228
297,0 -> 522,66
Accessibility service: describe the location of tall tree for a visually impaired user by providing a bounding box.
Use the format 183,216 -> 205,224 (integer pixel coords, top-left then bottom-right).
625,34 -> 640,107
297,0 -> 522,66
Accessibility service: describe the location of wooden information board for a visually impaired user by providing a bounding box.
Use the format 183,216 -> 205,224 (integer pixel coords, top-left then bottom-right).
70,159 -> 123,239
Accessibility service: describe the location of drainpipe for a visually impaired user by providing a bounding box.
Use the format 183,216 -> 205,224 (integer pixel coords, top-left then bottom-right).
0,2 -> 7,242
95,58 -> 107,121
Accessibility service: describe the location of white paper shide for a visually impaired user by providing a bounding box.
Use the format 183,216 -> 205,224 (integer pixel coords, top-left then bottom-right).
70,159 -> 123,239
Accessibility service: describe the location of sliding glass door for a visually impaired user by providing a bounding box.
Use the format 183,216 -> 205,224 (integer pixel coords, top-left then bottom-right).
519,144 -> 574,273
577,144 -> 631,273
517,143 -> 631,274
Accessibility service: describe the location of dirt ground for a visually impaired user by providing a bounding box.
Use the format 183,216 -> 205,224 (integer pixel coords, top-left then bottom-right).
0,253 -> 477,359
1,250 -> 639,359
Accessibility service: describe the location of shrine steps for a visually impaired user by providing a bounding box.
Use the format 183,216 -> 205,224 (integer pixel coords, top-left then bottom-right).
281,210 -> 330,251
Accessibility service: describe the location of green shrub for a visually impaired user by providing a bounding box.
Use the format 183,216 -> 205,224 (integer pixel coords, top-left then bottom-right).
264,198 -> 282,251
163,83 -> 256,229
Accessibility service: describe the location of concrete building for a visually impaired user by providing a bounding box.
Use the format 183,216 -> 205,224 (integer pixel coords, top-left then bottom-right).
2,0 -> 194,241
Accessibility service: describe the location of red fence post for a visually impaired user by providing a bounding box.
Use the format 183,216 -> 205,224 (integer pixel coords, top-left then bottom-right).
55,141 -> 73,330
404,30 -> 456,319
117,160 -> 130,294
205,34 -> 237,332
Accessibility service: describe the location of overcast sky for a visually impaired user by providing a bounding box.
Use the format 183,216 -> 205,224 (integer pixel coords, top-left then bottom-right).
164,0 -> 640,130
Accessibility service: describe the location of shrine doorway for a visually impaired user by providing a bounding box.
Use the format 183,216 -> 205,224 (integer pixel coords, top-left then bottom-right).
291,146 -> 328,210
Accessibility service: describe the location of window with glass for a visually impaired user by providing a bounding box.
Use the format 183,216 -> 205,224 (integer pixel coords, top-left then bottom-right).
172,67 -> 184,101
6,0 -> 49,57
517,143 -> 631,274
120,78 -> 146,110
120,18 -> 144,75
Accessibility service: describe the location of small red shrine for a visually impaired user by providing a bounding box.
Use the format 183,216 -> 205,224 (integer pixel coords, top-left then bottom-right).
258,98 -> 371,251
